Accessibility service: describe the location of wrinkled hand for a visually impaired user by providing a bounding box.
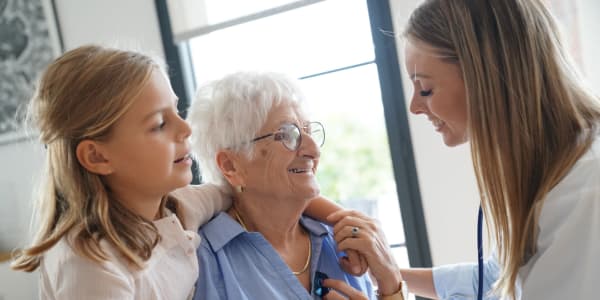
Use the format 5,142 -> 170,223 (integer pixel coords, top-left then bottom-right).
327,210 -> 403,295
339,247 -> 368,276
322,279 -> 368,300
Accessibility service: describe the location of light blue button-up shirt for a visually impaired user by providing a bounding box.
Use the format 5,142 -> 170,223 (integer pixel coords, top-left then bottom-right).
193,212 -> 376,299
433,253 -> 522,300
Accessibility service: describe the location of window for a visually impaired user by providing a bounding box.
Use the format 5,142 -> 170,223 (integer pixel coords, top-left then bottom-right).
175,0 -> 429,270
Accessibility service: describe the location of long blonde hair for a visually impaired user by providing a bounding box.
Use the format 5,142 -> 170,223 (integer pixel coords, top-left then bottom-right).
405,0 -> 600,298
11,45 -> 172,271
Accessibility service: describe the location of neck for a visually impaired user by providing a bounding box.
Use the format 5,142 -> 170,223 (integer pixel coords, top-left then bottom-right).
230,193 -> 313,282
230,194 -> 309,246
109,186 -> 164,221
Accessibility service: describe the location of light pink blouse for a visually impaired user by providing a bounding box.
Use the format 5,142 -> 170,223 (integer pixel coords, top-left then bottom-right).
39,184 -> 231,300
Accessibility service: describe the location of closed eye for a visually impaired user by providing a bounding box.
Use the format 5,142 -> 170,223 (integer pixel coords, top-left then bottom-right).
152,121 -> 166,131
420,89 -> 432,97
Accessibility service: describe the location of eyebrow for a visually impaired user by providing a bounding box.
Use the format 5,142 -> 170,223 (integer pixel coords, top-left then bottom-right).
142,97 -> 179,123
410,73 -> 431,80
275,117 -> 308,127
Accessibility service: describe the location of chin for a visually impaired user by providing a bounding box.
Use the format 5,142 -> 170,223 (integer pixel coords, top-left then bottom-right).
299,186 -> 320,200
443,134 -> 468,147
444,140 -> 463,147
175,174 -> 194,188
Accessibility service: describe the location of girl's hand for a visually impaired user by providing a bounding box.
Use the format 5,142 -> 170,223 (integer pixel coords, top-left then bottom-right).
322,278 -> 368,300
327,210 -> 403,295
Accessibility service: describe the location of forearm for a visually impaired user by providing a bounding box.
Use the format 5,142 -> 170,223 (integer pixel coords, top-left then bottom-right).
400,268 -> 438,299
170,184 -> 232,229
304,196 -> 342,225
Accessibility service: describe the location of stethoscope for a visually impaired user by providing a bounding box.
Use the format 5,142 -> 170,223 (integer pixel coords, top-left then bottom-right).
477,206 -> 484,300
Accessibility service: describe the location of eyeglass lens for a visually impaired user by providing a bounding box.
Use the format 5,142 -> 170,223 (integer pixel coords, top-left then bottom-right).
307,122 -> 325,147
274,123 -> 324,151
274,124 -> 300,151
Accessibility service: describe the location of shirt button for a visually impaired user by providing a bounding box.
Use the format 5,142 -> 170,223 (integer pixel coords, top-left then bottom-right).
186,248 -> 194,255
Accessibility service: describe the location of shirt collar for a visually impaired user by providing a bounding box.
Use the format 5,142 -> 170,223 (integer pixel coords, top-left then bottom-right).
202,212 -> 329,251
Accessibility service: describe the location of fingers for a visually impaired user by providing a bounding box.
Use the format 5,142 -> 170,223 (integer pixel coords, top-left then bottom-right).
339,257 -> 368,277
332,216 -> 379,240
322,279 -> 368,300
327,209 -> 370,225
333,225 -> 370,245
337,234 -> 403,283
340,249 -> 368,275
327,209 -> 401,288
336,234 -> 378,259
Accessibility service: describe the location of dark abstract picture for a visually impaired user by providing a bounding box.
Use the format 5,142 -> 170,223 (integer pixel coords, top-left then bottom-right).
0,0 -> 60,144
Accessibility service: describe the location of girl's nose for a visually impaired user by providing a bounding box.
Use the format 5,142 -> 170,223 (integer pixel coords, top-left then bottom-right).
177,118 -> 192,142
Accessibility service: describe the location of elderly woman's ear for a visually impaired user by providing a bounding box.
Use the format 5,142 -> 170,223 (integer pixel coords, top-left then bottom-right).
215,150 -> 246,188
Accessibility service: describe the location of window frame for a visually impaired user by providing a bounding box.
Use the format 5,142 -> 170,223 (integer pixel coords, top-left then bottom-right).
154,0 -> 431,270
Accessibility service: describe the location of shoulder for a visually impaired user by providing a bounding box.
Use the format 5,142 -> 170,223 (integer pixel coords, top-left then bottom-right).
170,184 -> 232,230
171,183 -> 223,199
197,212 -> 242,254
544,132 -> 600,207
535,133 -> 600,254
41,237 -> 134,298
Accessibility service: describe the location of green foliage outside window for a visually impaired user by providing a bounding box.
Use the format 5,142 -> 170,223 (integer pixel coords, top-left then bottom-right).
316,115 -> 392,203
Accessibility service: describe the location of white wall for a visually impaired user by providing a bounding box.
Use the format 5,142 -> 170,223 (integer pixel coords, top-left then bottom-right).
578,0 -> 600,95
55,0 -> 165,55
0,142 -> 45,300
0,1 -> 164,299
389,0 -> 481,266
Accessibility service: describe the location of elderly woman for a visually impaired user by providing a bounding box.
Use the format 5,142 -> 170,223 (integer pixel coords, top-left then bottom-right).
187,71 -> 387,299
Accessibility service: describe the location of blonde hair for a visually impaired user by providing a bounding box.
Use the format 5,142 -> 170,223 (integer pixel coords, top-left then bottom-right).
405,0 -> 600,298
11,45 -> 172,271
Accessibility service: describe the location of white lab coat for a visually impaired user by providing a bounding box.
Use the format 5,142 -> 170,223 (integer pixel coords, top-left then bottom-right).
433,130 -> 600,299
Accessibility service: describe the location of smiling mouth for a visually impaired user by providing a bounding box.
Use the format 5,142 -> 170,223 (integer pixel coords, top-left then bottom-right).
288,168 -> 312,174
174,154 -> 191,163
432,119 -> 446,131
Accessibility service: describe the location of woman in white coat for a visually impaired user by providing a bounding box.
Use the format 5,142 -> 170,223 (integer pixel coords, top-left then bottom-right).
331,0 -> 600,299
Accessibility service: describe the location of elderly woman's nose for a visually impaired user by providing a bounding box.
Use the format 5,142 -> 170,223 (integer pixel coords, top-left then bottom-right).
298,132 -> 320,158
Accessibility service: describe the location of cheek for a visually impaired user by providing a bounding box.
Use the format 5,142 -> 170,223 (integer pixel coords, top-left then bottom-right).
449,90 -> 468,127
260,149 -> 268,157
430,91 -> 467,122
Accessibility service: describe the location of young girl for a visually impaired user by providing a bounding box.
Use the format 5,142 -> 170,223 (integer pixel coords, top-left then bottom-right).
8,45 -> 224,299
10,45 -> 363,299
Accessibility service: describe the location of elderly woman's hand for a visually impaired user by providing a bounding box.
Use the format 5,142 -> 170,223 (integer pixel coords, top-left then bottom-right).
339,247 -> 369,276
327,210 -> 403,295
322,279 -> 369,300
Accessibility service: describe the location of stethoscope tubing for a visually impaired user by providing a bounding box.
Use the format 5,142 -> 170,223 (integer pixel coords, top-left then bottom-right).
477,206 -> 484,300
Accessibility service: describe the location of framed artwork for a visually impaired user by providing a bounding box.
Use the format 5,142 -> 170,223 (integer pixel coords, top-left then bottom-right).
0,0 -> 63,146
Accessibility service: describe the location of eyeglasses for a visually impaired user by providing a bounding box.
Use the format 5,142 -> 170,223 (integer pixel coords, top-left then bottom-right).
251,121 -> 325,151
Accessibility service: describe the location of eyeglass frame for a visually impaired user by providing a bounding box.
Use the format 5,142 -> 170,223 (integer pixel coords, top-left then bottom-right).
250,121 -> 325,151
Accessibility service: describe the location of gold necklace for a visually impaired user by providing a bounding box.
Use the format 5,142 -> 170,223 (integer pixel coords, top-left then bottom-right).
231,207 -> 312,275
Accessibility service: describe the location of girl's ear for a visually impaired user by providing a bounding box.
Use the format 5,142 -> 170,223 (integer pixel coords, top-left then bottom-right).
215,150 -> 245,187
75,140 -> 114,175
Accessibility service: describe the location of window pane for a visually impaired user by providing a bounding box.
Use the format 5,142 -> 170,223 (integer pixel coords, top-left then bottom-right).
189,0 -> 374,82
300,64 -> 405,246
188,0 -> 409,267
